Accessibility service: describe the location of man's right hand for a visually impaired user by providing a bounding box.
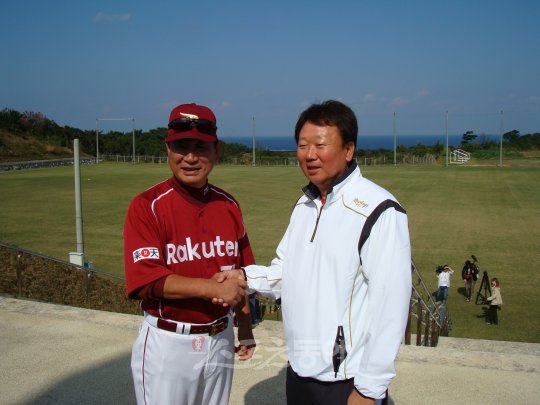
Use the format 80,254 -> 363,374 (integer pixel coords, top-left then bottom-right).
209,276 -> 246,307
210,270 -> 247,306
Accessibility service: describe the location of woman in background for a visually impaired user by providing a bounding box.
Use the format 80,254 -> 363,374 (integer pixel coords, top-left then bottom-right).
486,278 -> 503,325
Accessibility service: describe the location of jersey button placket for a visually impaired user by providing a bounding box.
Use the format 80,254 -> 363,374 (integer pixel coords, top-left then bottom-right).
199,210 -> 212,269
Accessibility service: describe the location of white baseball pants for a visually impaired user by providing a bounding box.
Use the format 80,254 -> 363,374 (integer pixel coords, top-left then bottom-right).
131,314 -> 235,405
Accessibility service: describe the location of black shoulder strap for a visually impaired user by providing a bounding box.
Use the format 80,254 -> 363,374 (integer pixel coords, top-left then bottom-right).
358,199 -> 406,263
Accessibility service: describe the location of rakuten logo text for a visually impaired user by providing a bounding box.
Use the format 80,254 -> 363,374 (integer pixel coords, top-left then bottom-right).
166,236 -> 238,264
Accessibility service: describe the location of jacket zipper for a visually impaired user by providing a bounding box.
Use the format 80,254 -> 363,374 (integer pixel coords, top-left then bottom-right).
310,203 -> 323,242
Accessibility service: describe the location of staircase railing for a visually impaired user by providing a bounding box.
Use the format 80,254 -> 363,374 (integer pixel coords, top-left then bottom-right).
405,261 -> 451,346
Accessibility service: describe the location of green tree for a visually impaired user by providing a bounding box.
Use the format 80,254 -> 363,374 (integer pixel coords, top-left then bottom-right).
432,141 -> 444,156
503,130 -> 520,144
461,131 -> 477,145
0,108 -> 23,132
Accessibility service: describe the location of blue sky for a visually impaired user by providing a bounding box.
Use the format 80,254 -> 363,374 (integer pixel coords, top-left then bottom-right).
1,1 -> 539,138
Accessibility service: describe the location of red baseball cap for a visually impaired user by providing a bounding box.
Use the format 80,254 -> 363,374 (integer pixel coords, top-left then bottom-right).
165,103 -> 218,143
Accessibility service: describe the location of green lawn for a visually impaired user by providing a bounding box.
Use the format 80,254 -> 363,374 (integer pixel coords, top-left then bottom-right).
1,161 -> 539,343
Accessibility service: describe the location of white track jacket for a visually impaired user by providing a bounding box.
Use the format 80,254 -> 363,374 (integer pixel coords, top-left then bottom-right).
245,163 -> 411,400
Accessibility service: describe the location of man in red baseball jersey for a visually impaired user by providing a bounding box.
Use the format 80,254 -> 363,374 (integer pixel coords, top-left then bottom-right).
124,103 -> 256,405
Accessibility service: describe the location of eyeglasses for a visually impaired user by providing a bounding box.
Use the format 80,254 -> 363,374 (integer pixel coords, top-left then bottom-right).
168,118 -> 217,136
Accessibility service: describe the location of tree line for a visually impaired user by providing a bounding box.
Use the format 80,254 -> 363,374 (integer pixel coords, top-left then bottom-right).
0,108 -> 271,161
1,108 -> 539,163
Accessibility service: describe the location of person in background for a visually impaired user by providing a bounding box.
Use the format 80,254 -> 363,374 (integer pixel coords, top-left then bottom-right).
124,103 -> 255,405
461,260 -> 479,302
248,293 -> 259,326
436,265 -> 454,304
218,100 -> 411,405
486,278 -> 503,325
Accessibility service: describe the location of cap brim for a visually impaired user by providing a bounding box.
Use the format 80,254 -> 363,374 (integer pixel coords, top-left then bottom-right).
165,129 -> 218,143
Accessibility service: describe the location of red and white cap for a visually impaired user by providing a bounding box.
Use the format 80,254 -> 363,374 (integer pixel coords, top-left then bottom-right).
165,103 -> 218,143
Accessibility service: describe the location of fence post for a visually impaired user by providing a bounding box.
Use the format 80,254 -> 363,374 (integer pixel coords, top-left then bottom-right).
86,271 -> 92,304
441,314 -> 449,336
404,300 -> 412,345
16,253 -> 23,298
416,297 -> 422,346
431,322 -> 440,347
423,313 -> 431,346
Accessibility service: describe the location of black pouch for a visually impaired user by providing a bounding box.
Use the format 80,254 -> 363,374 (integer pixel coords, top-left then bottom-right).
332,325 -> 347,377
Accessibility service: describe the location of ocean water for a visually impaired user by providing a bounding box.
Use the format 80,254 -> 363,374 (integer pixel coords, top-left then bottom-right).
221,134 -> 473,151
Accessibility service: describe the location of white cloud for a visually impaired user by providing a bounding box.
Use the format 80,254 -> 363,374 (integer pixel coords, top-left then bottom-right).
417,89 -> 431,97
362,93 -> 387,103
220,101 -> 232,108
95,12 -> 131,22
527,95 -> 540,104
390,96 -> 409,108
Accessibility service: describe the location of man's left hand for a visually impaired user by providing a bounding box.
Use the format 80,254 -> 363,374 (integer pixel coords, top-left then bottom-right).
347,389 -> 375,405
235,340 -> 256,360
236,313 -> 256,360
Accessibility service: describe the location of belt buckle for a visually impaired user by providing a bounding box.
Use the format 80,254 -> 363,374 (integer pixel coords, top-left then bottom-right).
209,319 -> 225,336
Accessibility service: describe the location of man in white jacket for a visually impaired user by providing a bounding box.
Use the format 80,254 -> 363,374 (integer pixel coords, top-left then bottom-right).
219,100 -> 411,404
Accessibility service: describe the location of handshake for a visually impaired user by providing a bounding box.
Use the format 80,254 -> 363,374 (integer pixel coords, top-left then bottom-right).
209,269 -> 248,308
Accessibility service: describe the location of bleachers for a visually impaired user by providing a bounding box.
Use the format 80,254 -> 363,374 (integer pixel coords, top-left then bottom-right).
450,148 -> 471,164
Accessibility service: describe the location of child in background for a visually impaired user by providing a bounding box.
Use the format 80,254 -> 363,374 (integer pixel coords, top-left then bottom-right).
436,265 -> 454,303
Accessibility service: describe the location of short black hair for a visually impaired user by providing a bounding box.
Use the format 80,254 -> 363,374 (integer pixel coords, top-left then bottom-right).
294,100 -> 358,148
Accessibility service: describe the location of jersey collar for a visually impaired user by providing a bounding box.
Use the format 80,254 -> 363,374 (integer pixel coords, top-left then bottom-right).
168,177 -> 211,202
302,161 -> 358,202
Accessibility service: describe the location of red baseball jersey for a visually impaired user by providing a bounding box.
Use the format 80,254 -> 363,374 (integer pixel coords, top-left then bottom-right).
124,177 -> 255,324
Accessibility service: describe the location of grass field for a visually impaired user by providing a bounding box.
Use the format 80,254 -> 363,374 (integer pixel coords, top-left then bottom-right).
1,161 -> 539,343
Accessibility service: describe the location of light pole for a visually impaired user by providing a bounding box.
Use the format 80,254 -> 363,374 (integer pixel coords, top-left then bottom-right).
445,111 -> 449,167
69,139 -> 85,267
393,112 -> 397,166
95,119 -> 99,164
74,139 -> 84,255
499,110 -> 504,167
252,116 -> 256,167
132,117 -> 136,163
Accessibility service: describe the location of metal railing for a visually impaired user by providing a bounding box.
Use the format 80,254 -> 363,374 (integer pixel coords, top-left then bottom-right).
405,261 -> 451,346
1,242 -> 450,346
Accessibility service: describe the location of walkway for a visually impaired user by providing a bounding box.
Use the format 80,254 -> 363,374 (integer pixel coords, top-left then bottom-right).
1,297 -> 539,404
